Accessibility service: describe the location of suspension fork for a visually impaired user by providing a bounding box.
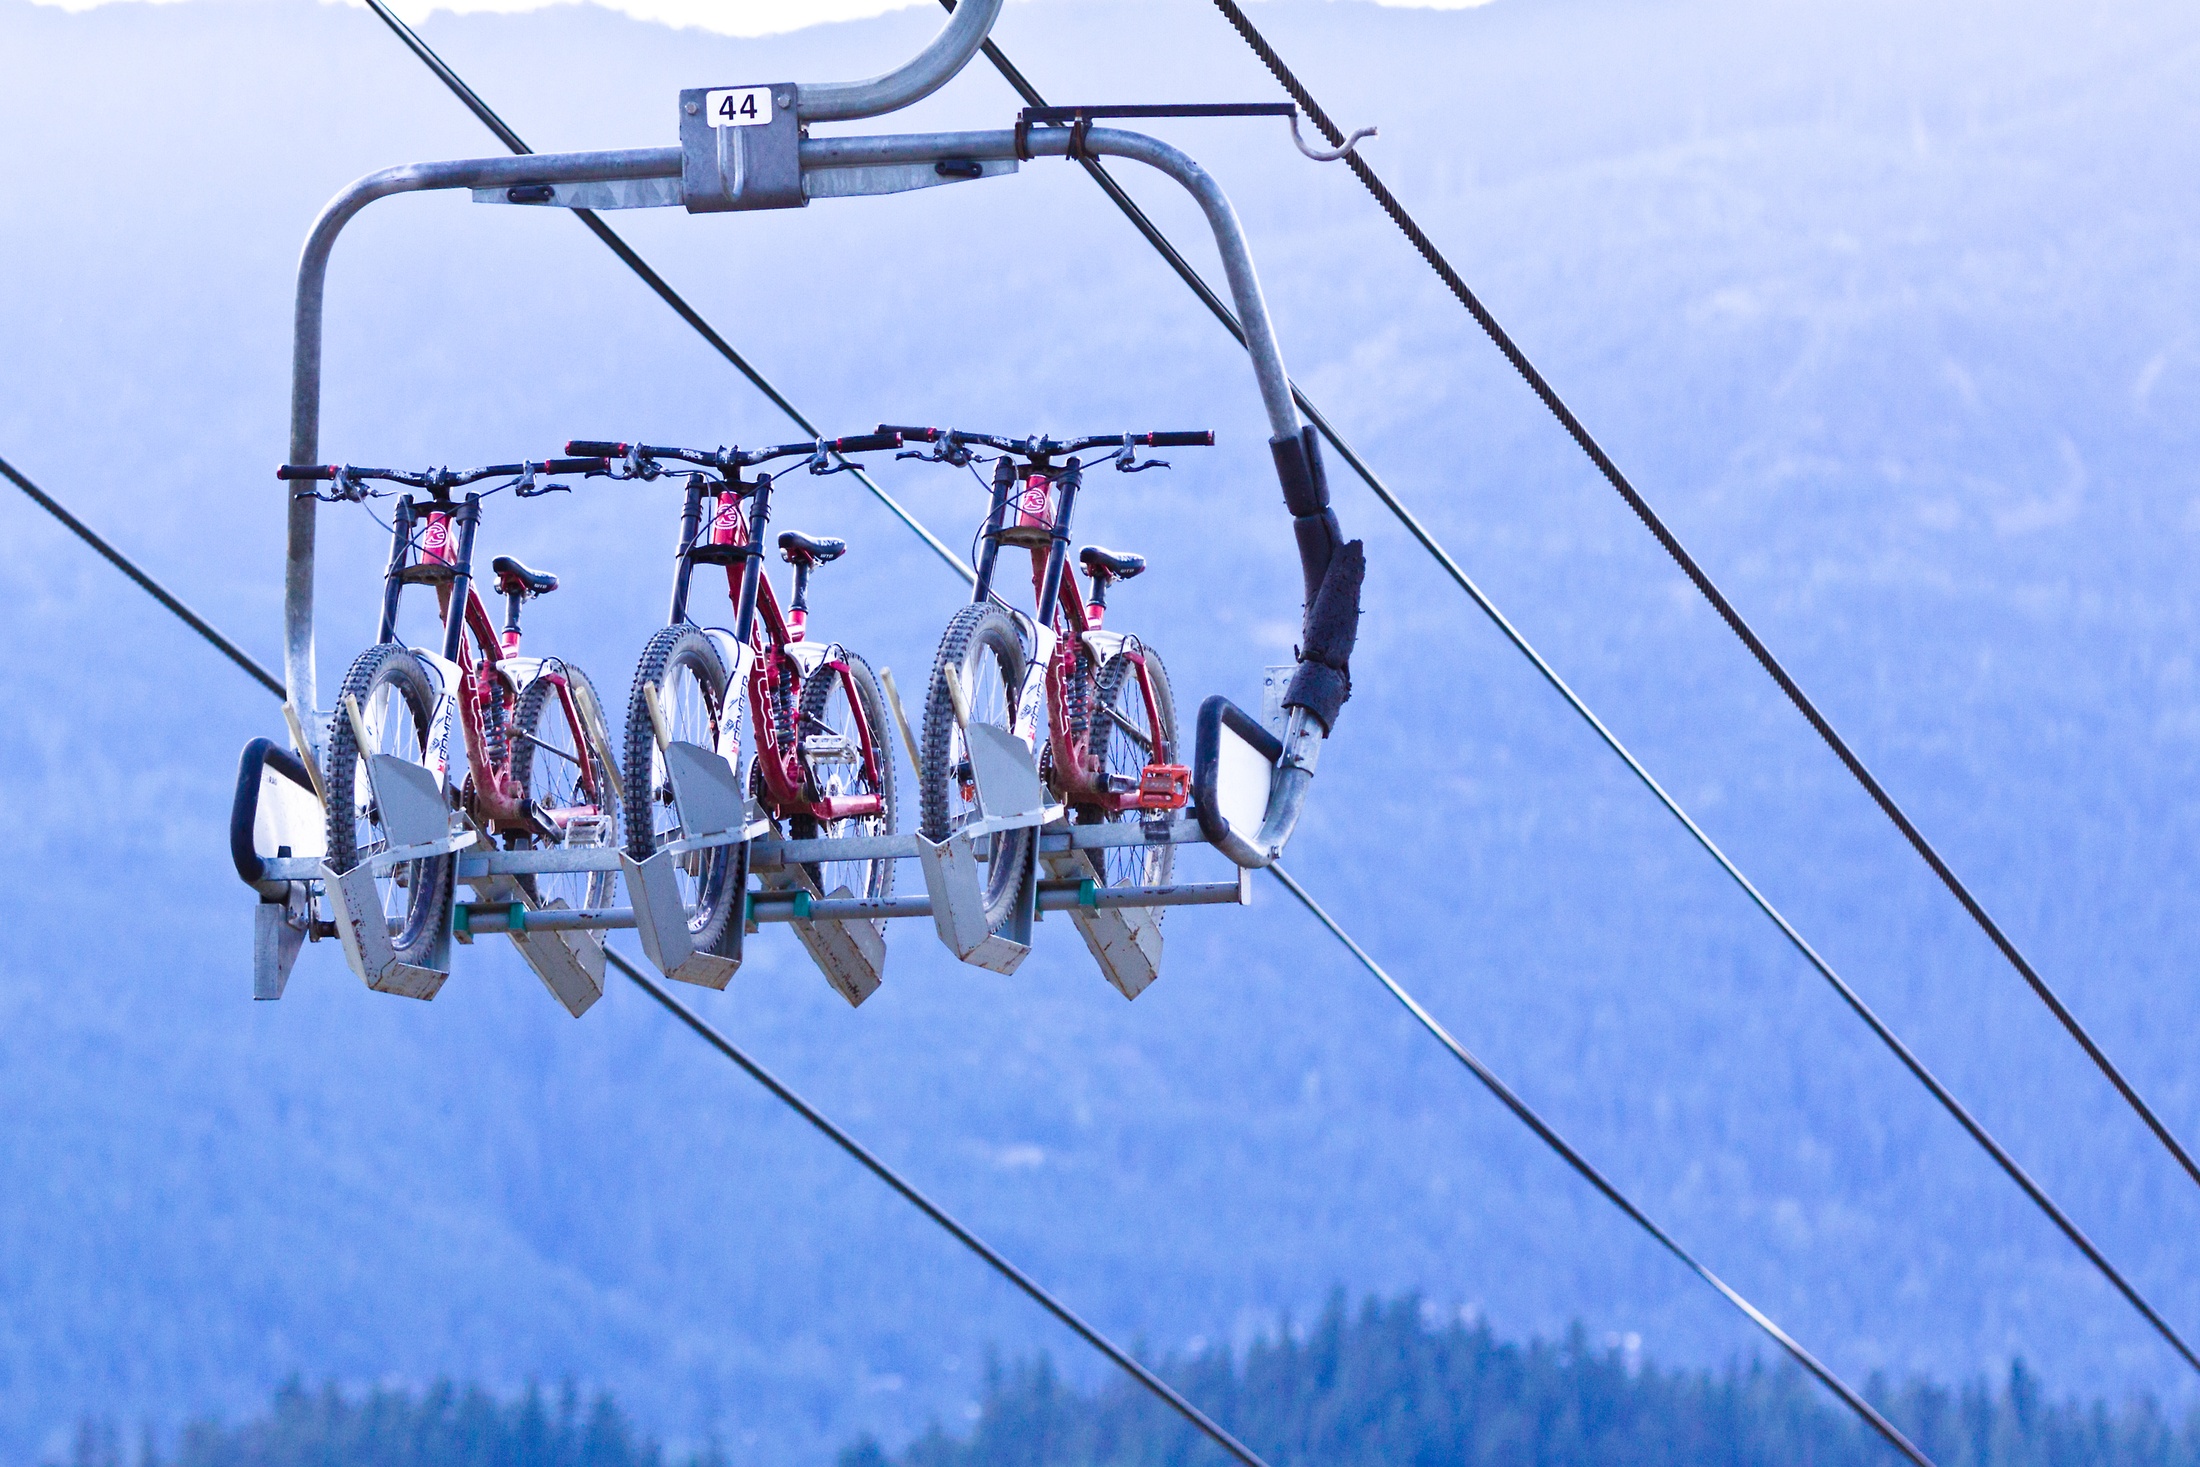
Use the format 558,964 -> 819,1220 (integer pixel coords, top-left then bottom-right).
971,455 -> 1015,605
731,473 -> 772,648
668,472 -> 706,625
376,495 -> 416,645
1011,461 -> 1080,746
439,495 -> 482,666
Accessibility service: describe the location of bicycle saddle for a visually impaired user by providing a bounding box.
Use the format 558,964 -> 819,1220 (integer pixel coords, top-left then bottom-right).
777,531 -> 847,566
1078,545 -> 1146,580
491,556 -> 559,596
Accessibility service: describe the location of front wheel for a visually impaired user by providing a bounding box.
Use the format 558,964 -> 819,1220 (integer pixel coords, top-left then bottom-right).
918,604 -> 1032,931
323,642 -> 454,965
511,664 -> 621,912
623,624 -> 742,955
1083,646 -> 1177,893
789,650 -> 897,927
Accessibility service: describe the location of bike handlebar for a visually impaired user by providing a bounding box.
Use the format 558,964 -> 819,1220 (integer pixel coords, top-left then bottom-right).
563,433 -> 902,470
880,426 -> 1214,456
276,459 -> 609,490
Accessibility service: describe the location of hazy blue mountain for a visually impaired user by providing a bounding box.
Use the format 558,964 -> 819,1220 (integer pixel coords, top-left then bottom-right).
3,0 -> 2199,1461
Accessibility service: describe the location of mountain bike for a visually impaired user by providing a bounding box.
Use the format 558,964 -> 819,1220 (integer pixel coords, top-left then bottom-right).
276,457 -> 619,967
886,426 -> 1210,930
567,434 -> 902,960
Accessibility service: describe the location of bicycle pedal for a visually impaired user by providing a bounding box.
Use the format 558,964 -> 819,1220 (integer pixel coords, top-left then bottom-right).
562,814 -> 614,848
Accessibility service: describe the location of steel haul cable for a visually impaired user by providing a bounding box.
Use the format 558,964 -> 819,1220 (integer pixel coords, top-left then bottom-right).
1199,0 -> 2200,1201
0,454 -> 282,698
362,0 -> 2198,1386
613,947 -> 1274,1467
1268,864 -> 1932,1467
0,447 -> 1928,1462
939,0 -> 2200,1382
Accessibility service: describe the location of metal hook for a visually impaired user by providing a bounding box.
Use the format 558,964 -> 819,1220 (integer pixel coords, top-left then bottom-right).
1288,110 -> 1376,163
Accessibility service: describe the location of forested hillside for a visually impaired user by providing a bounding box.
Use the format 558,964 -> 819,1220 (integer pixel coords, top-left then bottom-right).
2,0 -> 2198,1460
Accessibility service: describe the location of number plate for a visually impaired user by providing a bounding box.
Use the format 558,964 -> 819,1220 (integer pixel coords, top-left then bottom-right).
706,87 -> 773,128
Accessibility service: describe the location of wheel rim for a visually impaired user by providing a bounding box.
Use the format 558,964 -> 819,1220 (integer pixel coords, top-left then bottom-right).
1098,665 -> 1165,888
522,681 -> 616,911
801,671 -> 888,901
945,637 -> 1014,842
648,657 -> 729,915
350,679 -> 435,939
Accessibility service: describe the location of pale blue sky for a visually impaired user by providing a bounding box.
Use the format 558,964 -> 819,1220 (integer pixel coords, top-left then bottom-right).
30,0 -> 1493,36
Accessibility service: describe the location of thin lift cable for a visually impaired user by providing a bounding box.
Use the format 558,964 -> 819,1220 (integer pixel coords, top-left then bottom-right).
0,454 -> 283,698
1200,0 -> 2200,1198
1267,864 -> 1932,1467
948,7 -> 2200,1380
1,449 -> 1924,1466
359,0 -> 973,588
355,0 -> 2194,1392
611,946 -> 1274,1467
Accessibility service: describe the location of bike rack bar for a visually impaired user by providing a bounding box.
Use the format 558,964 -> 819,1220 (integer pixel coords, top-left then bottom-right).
449,873 -> 1244,933
253,817 -> 1212,885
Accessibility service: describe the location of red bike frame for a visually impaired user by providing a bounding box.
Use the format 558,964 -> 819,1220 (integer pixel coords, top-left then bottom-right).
380,495 -> 605,832
678,477 -> 886,824
987,460 -> 1186,816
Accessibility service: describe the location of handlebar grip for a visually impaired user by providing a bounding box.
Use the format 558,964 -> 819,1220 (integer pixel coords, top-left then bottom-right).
828,433 -> 902,454
275,464 -> 336,480
876,424 -> 941,442
563,440 -> 627,457
543,457 -> 609,474
1144,431 -> 1215,448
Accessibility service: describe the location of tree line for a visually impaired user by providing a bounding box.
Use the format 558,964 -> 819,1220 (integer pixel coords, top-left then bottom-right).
852,1294 -> 2200,1467
56,1294 -> 2200,1467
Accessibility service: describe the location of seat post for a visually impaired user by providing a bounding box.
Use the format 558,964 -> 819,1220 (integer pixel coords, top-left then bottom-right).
788,559 -> 812,641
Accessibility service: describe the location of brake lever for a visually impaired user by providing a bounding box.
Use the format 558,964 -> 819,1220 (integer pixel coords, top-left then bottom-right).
514,476 -> 570,499
1112,443 -> 1171,474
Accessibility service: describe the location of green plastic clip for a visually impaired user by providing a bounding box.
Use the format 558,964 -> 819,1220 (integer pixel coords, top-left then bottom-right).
1078,879 -> 1099,908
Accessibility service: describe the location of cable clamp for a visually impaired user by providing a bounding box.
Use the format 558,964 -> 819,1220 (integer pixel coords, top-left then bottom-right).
1289,110 -> 1376,163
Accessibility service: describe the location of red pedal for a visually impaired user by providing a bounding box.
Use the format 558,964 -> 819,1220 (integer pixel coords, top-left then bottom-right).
1135,763 -> 1190,810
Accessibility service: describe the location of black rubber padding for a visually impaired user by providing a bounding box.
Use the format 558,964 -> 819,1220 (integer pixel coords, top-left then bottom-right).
1146,431 -> 1215,447
830,433 -> 902,453
1292,509 -> 1344,614
1269,427 -> 1329,517
543,457 -> 608,474
275,464 -> 335,481
1191,695 -> 1284,848
877,425 -> 941,441
563,440 -> 626,457
1284,539 -> 1365,731
231,736 -> 316,887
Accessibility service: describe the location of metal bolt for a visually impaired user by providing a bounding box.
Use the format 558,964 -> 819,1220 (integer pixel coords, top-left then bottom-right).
777,92 -> 792,107
684,101 -> 699,115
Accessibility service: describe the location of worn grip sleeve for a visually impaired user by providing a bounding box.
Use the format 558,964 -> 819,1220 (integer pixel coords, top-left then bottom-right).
562,440 -> 626,457
1284,539 -> 1364,733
